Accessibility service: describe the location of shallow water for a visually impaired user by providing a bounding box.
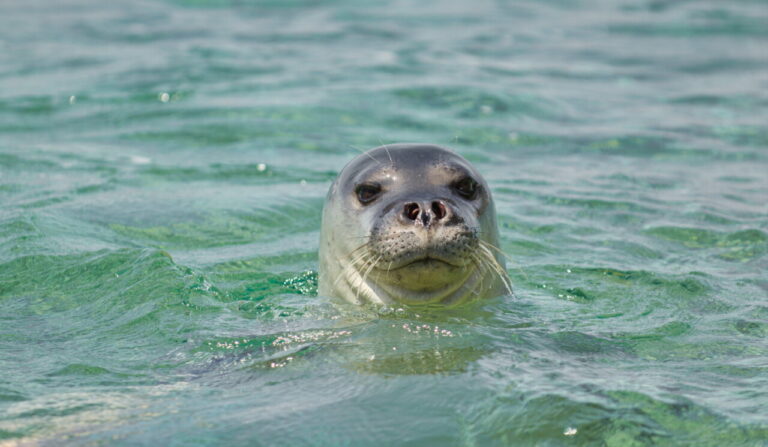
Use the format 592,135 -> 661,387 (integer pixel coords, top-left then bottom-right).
1,0 -> 767,445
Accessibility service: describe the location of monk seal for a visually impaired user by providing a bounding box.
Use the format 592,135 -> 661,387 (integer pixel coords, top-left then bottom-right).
318,143 -> 511,306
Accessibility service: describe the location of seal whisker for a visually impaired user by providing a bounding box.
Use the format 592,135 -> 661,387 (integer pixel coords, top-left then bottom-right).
468,253 -> 487,297
478,244 -> 513,295
479,240 -> 528,281
339,242 -> 369,262
348,249 -> 373,272
478,239 -> 510,260
378,138 -> 394,166
348,250 -> 371,267
358,255 -> 382,302
333,249 -> 372,289
348,145 -> 381,166
477,244 -> 507,286
352,258 -> 368,303
487,250 -> 513,295
352,254 -> 380,303
351,253 -> 379,304
340,252 -> 369,280
345,243 -> 373,261
474,252 -> 496,297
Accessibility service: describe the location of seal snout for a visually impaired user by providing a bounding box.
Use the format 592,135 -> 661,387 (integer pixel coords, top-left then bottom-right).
400,200 -> 450,227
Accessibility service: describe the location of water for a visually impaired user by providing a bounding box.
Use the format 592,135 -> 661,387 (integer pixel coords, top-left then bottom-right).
1,0 -> 767,445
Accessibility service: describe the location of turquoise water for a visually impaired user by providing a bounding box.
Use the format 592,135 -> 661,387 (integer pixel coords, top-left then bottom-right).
1,0 -> 767,445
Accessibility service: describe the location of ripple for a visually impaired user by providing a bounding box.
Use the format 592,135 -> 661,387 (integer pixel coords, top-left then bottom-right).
392,86 -> 559,121
646,226 -> 767,261
1,0 -> 767,443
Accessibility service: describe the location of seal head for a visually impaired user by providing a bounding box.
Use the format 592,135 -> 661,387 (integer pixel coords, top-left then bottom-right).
318,144 -> 510,306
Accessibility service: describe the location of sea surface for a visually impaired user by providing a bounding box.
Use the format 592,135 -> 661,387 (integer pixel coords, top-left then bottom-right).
1,0 -> 767,445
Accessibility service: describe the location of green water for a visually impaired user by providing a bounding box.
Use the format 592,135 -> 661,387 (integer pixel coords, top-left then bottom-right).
1,0 -> 767,445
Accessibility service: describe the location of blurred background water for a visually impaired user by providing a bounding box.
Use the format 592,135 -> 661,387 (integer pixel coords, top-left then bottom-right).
1,0 -> 767,445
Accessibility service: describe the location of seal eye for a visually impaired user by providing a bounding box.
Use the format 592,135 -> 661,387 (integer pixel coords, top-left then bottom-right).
355,183 -> 381,204
453,177 -> 479,200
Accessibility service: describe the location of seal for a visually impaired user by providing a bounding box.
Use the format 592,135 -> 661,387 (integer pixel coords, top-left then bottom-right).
318,143 -> 511,306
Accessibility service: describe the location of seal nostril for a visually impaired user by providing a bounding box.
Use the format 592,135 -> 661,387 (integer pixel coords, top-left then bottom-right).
432,201 -> 447,220
404,203 -> 420,221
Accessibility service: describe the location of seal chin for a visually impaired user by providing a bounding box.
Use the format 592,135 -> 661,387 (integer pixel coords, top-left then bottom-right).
375,255 -> 470,295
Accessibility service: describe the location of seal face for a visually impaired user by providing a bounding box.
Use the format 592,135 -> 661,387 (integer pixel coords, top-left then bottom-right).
318,143 -> 511,306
